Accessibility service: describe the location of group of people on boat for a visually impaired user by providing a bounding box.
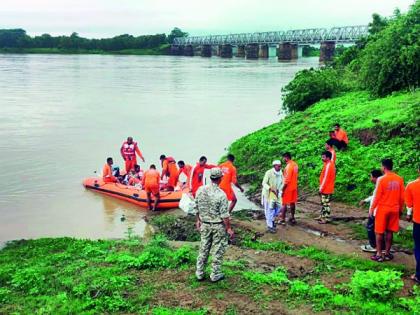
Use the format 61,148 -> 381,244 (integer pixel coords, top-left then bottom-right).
101,137 -> 244,212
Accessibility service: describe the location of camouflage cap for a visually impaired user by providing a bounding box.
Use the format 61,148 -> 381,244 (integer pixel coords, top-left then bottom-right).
210,167 -> 223,179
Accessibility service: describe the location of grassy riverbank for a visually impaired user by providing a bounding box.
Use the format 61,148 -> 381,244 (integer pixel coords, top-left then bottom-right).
1,225 -> 419,314
228,90 -> 420,204
0,44 -> 171,56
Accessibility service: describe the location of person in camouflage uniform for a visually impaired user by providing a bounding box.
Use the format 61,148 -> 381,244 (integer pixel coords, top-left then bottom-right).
194,168 -> 233,282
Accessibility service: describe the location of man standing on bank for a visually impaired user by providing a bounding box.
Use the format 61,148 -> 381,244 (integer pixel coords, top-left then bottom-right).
318,151 -> 336,224
405,164 -> 420,283
280,152 -> 299,225
219,154 -> 244,213
195,168 -> 233,282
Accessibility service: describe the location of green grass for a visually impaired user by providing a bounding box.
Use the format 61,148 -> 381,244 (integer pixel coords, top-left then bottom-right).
0,44 -> 171,56
229,90 -> 420,204
1,236 -> 418,314
0,236 -> 196,314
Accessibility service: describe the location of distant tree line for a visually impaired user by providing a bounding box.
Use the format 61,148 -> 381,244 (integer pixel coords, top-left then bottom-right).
0,27 -> 188,51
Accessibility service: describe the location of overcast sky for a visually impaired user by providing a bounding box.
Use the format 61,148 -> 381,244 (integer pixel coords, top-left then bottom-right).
0,0 -> 414,38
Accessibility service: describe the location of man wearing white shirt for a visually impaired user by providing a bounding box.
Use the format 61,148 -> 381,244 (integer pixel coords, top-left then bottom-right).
261,160 -> 284,233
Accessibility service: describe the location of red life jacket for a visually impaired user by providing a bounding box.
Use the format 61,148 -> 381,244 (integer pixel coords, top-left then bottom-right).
166,156 -> 176,163
122,141 -> 137,157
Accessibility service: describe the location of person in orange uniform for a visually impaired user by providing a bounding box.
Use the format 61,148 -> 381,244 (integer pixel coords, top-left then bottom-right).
280,152 -> 299,224
405,164 -> 420,283
318,151 -> 336,224
190,156 -> 217,197
142,164 -> 160,211
370,159 -> 405,262
177,160 -> 192,188
325,140 -> 336,164
120,137 -> 145,173
219,154 -> 244,213
329,123 -> 349,150
160,155 -> 179,191
103,157 -> 118,183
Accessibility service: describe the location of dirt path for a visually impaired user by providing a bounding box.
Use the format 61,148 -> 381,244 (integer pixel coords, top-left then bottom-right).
233,196 -> 415,270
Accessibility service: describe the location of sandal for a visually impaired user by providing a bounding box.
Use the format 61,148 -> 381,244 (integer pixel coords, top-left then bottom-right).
384,253 -> 394,261
318,219 -> 329,224
288,218 -> 297,225
278,219 -> 286,226
370,255 -> 384,262
411,274 -> 420,284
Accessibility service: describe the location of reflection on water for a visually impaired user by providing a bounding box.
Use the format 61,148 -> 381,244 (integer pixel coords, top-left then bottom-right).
0,54 -> 319,242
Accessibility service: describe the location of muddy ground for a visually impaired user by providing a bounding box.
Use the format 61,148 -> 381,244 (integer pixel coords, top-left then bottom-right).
146,195 -> 416,314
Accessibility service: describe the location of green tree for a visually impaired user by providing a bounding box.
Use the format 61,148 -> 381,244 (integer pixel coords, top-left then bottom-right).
368,13 -> 388,35
359,1 -> 420,96
167,27 -> 188,44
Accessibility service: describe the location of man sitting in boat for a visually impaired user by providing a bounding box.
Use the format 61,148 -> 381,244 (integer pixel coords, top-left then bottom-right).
128,164 -> 144,187
103,157 -> 118,183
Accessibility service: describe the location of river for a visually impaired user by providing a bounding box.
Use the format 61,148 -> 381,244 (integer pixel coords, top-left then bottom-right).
0,54 -> 319,243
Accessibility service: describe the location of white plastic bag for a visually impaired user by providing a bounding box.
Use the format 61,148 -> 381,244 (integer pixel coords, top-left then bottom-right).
179,193 -> 196,215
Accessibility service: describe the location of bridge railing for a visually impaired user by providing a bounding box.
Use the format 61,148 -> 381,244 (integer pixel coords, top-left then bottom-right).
173,25 -> 369,45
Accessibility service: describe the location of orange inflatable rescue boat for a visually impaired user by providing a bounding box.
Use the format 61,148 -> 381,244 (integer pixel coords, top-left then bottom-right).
83,177 -> 187,209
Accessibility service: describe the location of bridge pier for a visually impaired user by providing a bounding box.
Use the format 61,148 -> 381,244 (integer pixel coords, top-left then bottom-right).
201,44 -> 212,57
245,44 -> 259,59
220,44 -> 233,58
277,42 -> 298,61
236,45 -> 245,57
319,41 -> 335,62
216,45 -> 222,57
170,45 -> 184,56
184,45 -> 194,56
259,44 -> 269,58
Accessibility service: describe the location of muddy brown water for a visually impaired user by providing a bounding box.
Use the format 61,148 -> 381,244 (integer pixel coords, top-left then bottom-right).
0,54 -> 320,243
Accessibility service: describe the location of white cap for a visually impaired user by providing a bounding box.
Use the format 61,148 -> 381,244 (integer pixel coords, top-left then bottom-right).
272,160 -> 281,166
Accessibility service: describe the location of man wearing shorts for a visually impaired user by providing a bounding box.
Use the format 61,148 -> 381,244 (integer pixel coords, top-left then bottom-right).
219,154 -> 244,213
280,152 -> 298,225
405,164 -> 420,283
370,159 -> 405,262
142,164 -> 161,211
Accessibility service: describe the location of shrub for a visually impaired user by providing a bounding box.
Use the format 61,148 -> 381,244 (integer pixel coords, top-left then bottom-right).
281,67 -> 348,113
350,269 -> 403,301
242,267 -> 289,285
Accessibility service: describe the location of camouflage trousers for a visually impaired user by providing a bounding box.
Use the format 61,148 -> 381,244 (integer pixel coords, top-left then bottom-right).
321,194 -> 331,219
196,222 -> 228,281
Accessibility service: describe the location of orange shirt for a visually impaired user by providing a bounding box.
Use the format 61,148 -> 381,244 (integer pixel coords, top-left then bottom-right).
162,157 -> 176,177
102,163 -> 113,180
370,171 -> 404,214
283,160 -> 298,191
334,128 -> 349,144
189,163 -> 216,195
219,161 -> 237,192
319,160 -> 336,194
328,148 -> 336,164
178,164 -> 192,182
142,169 -> 160,188
405,178 -> 420,224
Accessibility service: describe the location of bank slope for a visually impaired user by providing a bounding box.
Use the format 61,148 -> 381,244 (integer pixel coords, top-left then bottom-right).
229,91 -> 420,203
